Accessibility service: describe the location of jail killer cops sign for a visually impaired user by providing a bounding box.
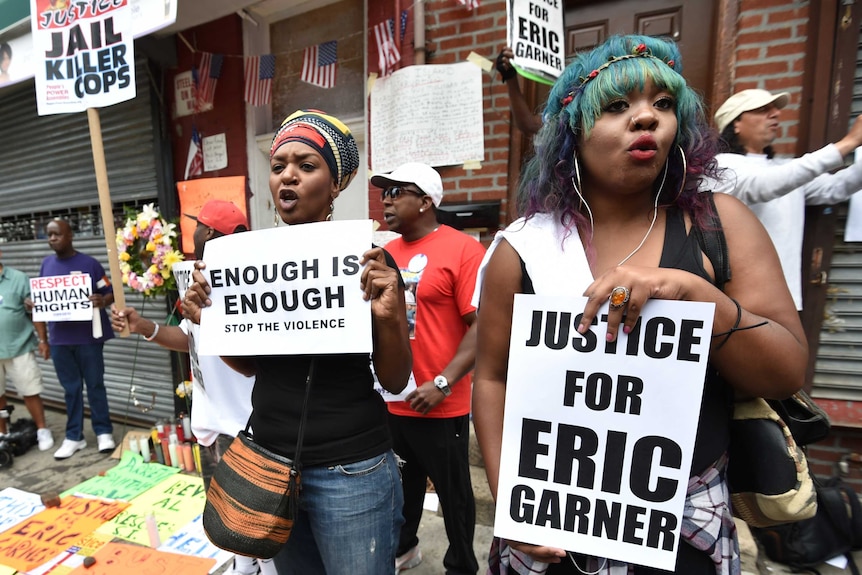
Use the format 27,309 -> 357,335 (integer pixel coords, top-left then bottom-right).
496,294 -> 715,571
29,273 -> 93,322
197,220 -> 374,357
507,0 -> 565,85
31,0 -> 135,115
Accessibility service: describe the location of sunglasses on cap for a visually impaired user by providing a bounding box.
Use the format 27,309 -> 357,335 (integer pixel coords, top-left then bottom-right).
380,186 -> 425,202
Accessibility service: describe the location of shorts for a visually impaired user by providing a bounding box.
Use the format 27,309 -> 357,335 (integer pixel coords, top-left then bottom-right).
0,351 -> 44,396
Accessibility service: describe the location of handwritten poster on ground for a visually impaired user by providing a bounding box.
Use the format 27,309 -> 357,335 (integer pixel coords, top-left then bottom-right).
30,0 -> 135,115
159,513 -> 234,570
29,274 -> 93,321
370,63 -> 484,173
63,451 -> 180,500
27,531 -> 114,575
176,176 -> 247,254
0,488 -> 44,534
495,295 -> 714,571
198,220 -> 374,356
96,474 -> 206,546
0,495 -> 128,573
67,542 -> 215,575
507,0 -> 565,84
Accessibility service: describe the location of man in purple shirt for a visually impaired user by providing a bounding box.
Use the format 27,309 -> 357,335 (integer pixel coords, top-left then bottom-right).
36,219 -> 115,460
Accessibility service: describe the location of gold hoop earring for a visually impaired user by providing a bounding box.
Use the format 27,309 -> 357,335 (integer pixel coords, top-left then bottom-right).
326,201 -> 334,222
273,208 -> 280,227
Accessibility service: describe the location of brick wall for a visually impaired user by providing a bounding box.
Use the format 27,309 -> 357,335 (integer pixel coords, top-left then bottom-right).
731,0 -> 809,155
367,0 -> 513,232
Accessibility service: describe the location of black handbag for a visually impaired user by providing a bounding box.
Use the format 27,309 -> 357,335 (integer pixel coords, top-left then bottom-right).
753,475 -> 862,575
203,359 -> 315,558
727,397 -> 817,527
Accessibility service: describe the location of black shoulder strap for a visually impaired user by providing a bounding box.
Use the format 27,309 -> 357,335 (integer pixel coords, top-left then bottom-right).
693,193 -> 732,291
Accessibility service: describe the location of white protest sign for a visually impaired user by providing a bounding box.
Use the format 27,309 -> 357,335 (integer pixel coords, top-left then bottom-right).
370,63 -> 484,173
30,0 -> 136,116
29,273 -> 93,322
374,370 -> 418,402
198,220 -> 374,356
507,0 -> 565,84
843,148 -> 862,242
171,260 -> 196,300
496,294 -> 715,571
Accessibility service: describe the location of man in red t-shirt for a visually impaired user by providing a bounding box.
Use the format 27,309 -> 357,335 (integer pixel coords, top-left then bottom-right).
372,162 -> 485,575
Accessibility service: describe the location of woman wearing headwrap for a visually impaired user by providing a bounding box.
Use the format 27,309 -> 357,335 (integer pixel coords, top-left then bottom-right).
184,110 -> 411,574
472,36 -> 806,574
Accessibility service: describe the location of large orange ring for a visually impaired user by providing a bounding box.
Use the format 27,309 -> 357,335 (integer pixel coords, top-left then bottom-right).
609,286 -> 630,309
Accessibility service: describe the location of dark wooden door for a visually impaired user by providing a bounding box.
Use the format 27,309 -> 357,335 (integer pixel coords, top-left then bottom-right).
564,0 -> 716,106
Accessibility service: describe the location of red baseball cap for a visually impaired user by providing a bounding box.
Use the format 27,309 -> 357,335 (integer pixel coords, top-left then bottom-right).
185,200 -> 248,235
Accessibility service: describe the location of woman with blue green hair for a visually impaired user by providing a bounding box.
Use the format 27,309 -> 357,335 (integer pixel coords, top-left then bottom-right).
472,35 -> 806,574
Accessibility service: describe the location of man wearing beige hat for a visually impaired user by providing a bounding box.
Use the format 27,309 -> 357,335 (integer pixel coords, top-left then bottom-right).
713,88 -> 862,310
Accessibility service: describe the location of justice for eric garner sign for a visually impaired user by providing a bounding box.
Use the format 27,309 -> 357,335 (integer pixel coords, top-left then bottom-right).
507,0 -> 565,84
29,274 -> 93,322
197,220 -> 373,356
496,294 -> 715,571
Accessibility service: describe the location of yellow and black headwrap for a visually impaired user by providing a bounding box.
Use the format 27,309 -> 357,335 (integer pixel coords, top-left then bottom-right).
270,109 -> 359,192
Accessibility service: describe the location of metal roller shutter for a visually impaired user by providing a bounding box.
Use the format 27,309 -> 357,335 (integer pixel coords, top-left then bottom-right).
1,239 -> 177,424
0,55 -> 177,425
0,57 -> 159,216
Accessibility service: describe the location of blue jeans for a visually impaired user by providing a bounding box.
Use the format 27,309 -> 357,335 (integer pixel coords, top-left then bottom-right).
51,343 -> 113,441
273,450 -> 404,575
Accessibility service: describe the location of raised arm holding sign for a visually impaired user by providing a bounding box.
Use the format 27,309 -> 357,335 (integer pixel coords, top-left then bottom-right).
472,35 -> 807,574
30,0 -> 138,337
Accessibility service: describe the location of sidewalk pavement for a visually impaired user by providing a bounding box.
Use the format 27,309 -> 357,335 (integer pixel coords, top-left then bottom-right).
2,400 -> 860,575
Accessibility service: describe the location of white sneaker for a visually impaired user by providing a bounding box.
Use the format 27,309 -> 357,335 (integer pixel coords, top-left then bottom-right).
37,428 -> 54,451
54,438 -> 86,459
395,546 -> 422,573
97,434 -> 115,453
224,557 -> 259,575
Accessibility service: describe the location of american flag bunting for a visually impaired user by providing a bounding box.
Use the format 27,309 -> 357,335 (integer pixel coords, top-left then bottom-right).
194,52 -> 223,109
374,19 -> 401,77
301,41 -> 337,89
244,54 -> 276,106
400,10 -> 409,41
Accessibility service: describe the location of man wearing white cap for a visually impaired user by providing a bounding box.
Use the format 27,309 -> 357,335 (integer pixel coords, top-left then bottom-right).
713,88 -> 862,310
372,162 -> 485,575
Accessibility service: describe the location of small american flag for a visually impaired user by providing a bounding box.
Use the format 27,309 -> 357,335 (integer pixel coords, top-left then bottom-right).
400,10 -> 409,41
194,52 -> 223,109
456,0 -> 480,9
184,127 -> 203,179
374,19 -> 400,77
301,41 -> 337,89
244,54 -> 276,106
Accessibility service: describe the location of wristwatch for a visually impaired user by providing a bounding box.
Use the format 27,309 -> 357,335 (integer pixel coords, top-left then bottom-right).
433,375 -> 452,397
